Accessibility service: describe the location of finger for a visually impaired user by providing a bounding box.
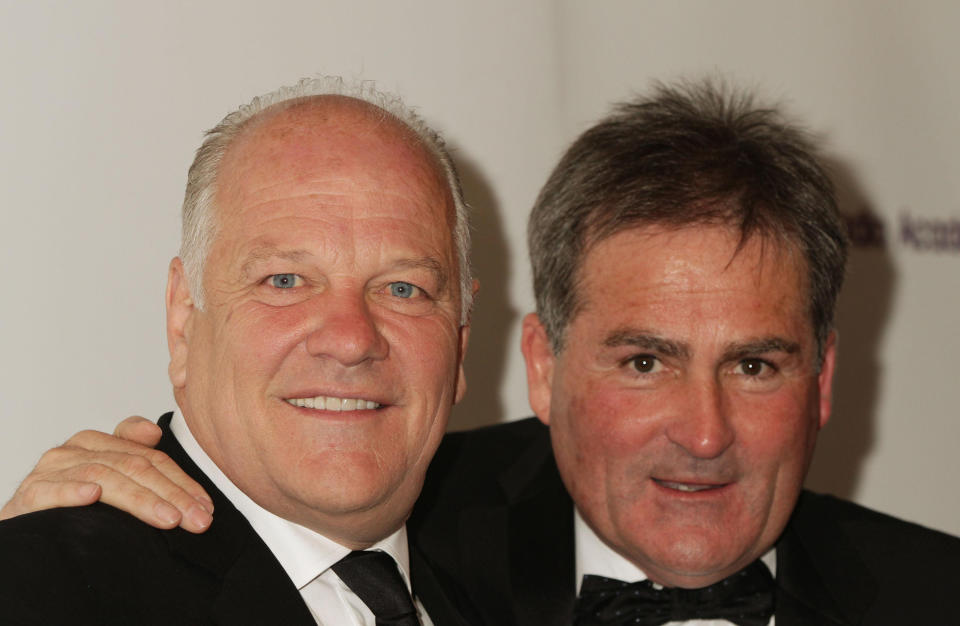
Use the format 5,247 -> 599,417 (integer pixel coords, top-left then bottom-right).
52,449 -> 214,532
25,436 -> 214,533
61,428 -> 160,456
113,416 -> 162,446
56,430 -> 214,513
0,481 -> 101,521
46,462 -> 212,533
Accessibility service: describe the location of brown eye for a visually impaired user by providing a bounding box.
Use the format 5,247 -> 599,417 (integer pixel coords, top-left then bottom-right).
738,358 -> 769,376
630,355 -> 659,373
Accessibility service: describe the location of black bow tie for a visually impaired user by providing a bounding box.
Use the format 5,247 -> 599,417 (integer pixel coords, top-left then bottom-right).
574,559 -> 775,626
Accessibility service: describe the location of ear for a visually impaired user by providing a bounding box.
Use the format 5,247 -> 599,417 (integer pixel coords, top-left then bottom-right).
453,279 -> 480,404
166,257 -> 195,389
520,313 -> 556,426
816,331 -> 838,429
454,323 -> 470,404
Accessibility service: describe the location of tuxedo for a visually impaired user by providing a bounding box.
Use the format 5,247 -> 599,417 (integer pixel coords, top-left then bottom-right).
409,418 -> 960,625
0,413 -> 467,625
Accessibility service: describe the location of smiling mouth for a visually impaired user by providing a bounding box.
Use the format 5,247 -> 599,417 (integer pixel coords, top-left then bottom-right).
653,478 -> 727,493
285,395 -> 381,411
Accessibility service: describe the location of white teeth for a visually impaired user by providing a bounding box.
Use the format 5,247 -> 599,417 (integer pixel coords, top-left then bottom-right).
656,480 -> 717,492
285,395 -> 380,411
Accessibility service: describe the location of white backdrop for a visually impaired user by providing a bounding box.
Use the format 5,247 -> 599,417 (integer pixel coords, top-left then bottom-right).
1,1 -> 957,537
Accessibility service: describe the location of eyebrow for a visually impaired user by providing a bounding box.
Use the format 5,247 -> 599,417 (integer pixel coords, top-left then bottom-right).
603,328 -> 800,362
391,256 -> 450,295
603,329 -> 691,359
239,247 -> 311,282
720,338 -> 801,362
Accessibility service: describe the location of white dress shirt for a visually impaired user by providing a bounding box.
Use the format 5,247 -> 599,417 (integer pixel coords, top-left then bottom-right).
574,508 -> 775,626
171,411 -> 433,625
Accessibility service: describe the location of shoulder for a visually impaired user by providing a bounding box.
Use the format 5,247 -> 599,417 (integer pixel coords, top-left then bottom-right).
423,418 -> 552,499
0,488 -> 250,624
787,491 -> 960,616
410,418 -> 566,625
0,502 -> 169,560
0,504 -> 176,623
435,417 -> 550,462
412,417 -> 563,543
792,490 -> 960,553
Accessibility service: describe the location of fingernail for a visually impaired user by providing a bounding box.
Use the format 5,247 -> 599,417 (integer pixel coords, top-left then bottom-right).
196,495 -> 214,514
154,501 -> 180,525
186,503 -> 213,530
78,483 -> 100,500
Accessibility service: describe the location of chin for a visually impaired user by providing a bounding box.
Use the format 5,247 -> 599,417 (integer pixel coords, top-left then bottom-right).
635,530 -> 760,588
274,459 -> 395,513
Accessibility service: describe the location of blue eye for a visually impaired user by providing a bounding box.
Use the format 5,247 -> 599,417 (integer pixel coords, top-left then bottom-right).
389,282 -> 418,298
270,274 -> 299,289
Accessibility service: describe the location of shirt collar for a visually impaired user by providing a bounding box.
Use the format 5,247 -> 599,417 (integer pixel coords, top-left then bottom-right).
573,506 -> 776,593
170,410 -> 412,592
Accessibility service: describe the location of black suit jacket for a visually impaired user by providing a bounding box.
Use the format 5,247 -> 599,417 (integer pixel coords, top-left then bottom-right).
0,413 -> 466,625
409,418 -> 960,625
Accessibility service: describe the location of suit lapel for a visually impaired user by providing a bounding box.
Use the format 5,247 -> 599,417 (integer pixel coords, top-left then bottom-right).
775,529 -> 850,626
207,534 -> 317,624
462,424 -> 575,626
774,492 -> 876,626
410,542 -> 471,626
505,481 -> 575,626
447,423 -> 575,625
155,414 -> 316,625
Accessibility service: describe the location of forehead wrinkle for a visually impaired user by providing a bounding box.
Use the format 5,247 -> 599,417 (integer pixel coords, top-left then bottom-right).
221,109 -> 450,208
602,329 -> 691,359
229,175 -> 441,205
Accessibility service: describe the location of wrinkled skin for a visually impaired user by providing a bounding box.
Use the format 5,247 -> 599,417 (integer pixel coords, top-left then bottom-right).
2,98 -> 472,547
522,225 -> 835,588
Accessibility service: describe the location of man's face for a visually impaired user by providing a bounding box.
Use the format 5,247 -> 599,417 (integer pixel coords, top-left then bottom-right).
167,99 -> 468,547
522,224 -> 835,587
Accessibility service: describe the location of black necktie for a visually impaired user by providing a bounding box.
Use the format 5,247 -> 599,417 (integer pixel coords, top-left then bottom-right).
331,550 -> 421,626
574,559 -> 775,626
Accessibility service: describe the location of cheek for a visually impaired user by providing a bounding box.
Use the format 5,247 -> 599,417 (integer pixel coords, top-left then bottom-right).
566,378 -> 665,448
222,307 -> 306,376
736,389 -> 819,461
380,315 -> 462,440
387,315 -> 461,384
553,379 -> 665,488
732,390 -> 821,520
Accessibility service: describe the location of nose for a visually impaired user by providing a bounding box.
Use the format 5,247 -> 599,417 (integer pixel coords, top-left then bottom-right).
664,376 -> 735,459
304,290 -> 389,366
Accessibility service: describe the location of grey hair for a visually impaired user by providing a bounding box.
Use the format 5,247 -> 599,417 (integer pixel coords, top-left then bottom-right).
180,76 -> 473,323
528,78 -> 848,361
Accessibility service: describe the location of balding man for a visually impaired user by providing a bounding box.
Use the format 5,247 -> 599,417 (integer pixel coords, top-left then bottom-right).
0,78 -> 473,625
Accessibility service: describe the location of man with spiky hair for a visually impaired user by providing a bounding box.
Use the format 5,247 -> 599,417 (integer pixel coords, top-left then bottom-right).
411,81 -> 960,624
5,80 -> 960,625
